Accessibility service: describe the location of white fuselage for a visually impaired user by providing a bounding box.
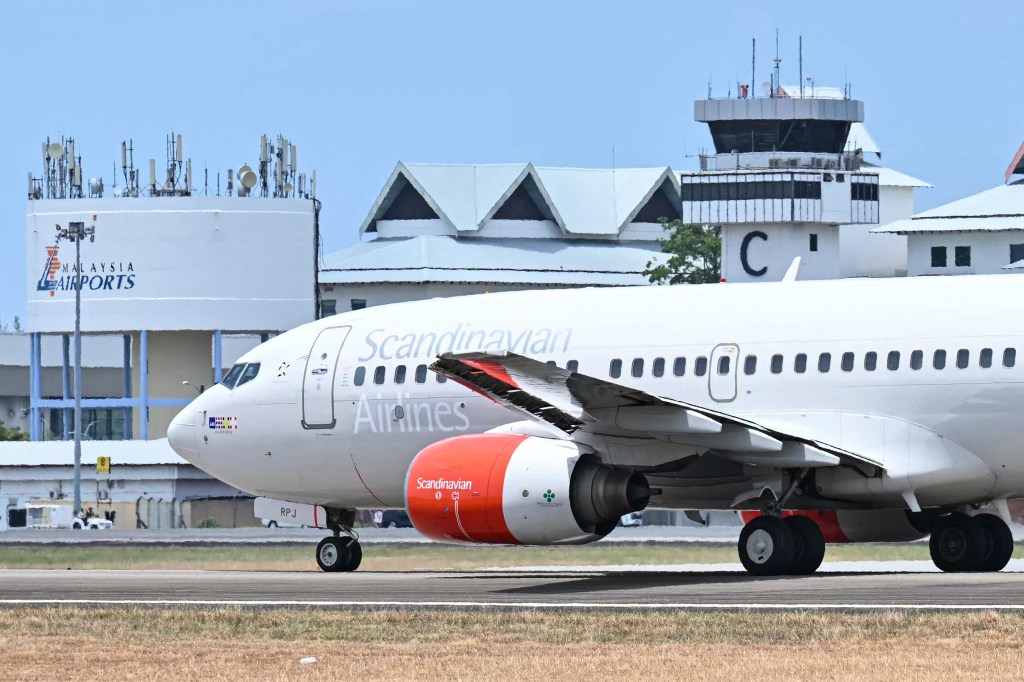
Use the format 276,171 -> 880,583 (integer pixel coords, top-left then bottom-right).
168,275 -> 1024,512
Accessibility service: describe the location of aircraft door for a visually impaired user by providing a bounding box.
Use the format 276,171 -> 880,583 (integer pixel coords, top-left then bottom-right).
302,326 -> 351,429
708,343 -> 739,403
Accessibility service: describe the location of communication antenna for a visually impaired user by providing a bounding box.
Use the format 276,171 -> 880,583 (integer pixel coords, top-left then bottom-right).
119,139 -> 140,197
772,29 -> 781,97
799,36 -> 804,98
148,158 -> 156,195
751,37 -> 756,99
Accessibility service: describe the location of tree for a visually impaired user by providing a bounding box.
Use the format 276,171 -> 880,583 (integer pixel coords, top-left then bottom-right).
0,418 -> 29,442
12,316 -> 21,332
643,219 -> 722,285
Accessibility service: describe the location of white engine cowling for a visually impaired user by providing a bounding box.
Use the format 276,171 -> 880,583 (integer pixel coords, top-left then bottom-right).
405,434 -> 650,545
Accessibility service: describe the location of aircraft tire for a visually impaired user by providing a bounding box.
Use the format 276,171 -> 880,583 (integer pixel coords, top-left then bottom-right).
929,512 -> 986,573
739,515 -> 794,576
784,515 -> 826,575
340,537 -> 362,572
316,537 -> 352,573
973,513 -> 1013,573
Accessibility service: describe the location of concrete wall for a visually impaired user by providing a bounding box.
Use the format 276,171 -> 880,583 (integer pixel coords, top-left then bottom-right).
131,331 -> 213,440
720,223 -> 840,282
907,231 -> 1024,276
840,185 -> 912,278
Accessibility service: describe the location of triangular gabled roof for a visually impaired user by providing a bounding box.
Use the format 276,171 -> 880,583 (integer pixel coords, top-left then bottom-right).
360,162 -> 455,234
479,164 -> 565,231
619,168 -> 681,225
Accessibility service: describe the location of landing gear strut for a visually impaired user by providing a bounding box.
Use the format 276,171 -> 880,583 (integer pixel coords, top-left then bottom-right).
738,514 -> 825,576
929,512 -> 1012,573
316,509 -> 362,573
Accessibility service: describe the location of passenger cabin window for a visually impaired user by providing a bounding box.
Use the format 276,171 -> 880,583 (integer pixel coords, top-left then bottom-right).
673,357 -> 686,376
695,356 -> 708,377
631,358 -> 644,378
436,373 -> 447,383
394,365 -> 407,384
610,359 -> 622,379
744,355 -> 757,375
933,350 -> 946,369
794,353 -> 807,374
354,367 -> 366,386
566,360 -> 579,373
770,354 -> 783,374
864,352 -> 877,371
910,350 -> 923,370
236,363 -> 261,387
980,348 -> 993,368
717,356 -> 731,375
1004,348 -> 1017,367
841,352 -> 854,372
652,358 -> 665,377
957,349 -> 970,369
887,351 -> 900,371
415,365 -> 427,383
818,353 -> 831,373
221,363 -> 245,389
373,366 -> 386,385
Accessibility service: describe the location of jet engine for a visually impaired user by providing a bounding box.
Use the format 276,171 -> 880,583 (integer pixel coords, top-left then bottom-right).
742,509 -> 934,543
405,434 -> 650,545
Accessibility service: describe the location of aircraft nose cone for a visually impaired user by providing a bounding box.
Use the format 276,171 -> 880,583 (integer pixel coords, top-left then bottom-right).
167,412 -> 201,466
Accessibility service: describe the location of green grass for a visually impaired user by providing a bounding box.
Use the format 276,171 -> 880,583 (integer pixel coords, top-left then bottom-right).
1,541 -> 1018,571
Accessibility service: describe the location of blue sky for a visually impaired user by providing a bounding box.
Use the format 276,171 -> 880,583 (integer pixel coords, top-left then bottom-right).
2,0 -> 1023,322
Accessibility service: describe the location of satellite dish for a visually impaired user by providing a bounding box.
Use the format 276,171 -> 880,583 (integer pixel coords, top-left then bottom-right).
238,164 -> 253,176
240,170 -> 258,190
47,143 -> 65,160
761,82 -> 772,94
284,182 -> 293,194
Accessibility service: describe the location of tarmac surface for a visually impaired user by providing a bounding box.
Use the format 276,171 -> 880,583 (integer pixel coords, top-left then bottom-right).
2,567 -> 1024,610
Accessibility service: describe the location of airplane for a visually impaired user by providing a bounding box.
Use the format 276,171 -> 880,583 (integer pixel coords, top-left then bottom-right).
168,273 -> 1022,576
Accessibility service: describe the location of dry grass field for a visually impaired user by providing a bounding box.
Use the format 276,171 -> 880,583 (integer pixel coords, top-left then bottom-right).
0,541 -> 998,571
1,607 -> 1023,681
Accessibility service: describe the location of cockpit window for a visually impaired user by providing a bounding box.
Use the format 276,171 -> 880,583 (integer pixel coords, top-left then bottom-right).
235,363 -> 261,388
222,364 -> 245,389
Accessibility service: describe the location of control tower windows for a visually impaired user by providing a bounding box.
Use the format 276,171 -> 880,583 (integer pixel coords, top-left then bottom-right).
707,120 -> 852,154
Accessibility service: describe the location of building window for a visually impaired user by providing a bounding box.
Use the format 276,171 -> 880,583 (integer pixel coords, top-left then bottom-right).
567,360 -> 579,373
794,353 -> 807,374
770,354 -> 783,374
955,246 -> 971,267
744,355 -> 757,375
415,365 -> 428,383
695,356 -> 708,377
320,299 -> 337,317
350,298 -> 367,311
809,234 -> 818,252
934,350 -> 947,370
980,348 -> 993,369
957,349 -> 970,369
1011,244 -> 1024,265
631,358 -> 644,378
652,358 -> 665,377
1004,348 -> 1016,368
887,351 -> 900,371
818,353 -> 831,373
864,352 -> 877,371
610,359 -> 622,378
841,352 -> 854,372
931,247 -> 947,268
673,357 -> 686,376
354,367 -> 366,386
910,350 -> 923,370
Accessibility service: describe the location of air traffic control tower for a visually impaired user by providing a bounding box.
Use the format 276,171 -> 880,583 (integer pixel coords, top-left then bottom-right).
682,88 -> 881,282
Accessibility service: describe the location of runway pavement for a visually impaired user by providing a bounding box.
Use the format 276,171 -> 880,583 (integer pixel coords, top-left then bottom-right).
2,567 -> 1024,610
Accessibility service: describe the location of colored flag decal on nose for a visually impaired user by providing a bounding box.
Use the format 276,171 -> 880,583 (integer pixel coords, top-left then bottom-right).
208,416 -> 238,430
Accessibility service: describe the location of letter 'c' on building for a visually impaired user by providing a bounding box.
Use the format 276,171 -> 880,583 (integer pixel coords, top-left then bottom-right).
740,231 -> 768,277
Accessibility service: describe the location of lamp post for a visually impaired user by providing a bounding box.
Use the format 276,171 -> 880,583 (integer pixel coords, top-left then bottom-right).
56,219 -> 95,517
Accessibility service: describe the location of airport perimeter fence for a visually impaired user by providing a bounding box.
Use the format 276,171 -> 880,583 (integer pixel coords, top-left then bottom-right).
134,495 -> 260,529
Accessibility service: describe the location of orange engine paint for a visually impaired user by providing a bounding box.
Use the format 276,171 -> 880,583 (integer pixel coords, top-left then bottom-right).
405,434 -> 527,544
740,510 -> 851,543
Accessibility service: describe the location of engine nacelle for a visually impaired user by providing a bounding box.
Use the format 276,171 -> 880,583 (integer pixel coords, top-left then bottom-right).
742,509 -> 933,543
405,434 -> 650,545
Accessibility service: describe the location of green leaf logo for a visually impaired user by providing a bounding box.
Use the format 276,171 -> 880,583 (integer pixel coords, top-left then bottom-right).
543,489 -> 555,502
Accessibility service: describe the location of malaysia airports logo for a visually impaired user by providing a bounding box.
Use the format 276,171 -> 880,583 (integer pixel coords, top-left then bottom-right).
36,238 -> 136,296
208,416 -> 238,431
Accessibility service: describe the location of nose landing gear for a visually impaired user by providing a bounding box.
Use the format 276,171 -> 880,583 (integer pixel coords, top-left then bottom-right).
316,534 -> 362,572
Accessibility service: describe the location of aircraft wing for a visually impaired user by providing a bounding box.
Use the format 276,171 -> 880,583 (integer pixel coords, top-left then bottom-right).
430,351 -> 882,474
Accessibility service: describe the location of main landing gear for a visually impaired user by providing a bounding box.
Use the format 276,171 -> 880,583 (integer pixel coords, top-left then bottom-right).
738,514 -> 826,576
929,512 -> 1013,573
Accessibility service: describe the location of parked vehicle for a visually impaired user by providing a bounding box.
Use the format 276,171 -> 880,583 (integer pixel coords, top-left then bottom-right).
374,510 -> 413,528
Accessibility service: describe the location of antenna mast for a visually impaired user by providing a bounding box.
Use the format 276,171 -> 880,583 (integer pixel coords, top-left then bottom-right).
751,37 -> 756,98
799,36 -> 804,98
772,29 -> 781,97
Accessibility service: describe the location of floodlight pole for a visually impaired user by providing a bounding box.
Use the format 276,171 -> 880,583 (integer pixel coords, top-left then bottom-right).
56,220 -> 95,518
